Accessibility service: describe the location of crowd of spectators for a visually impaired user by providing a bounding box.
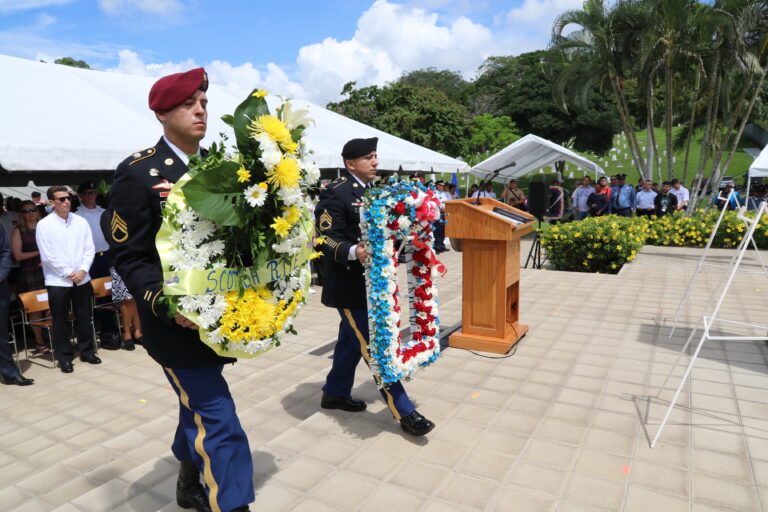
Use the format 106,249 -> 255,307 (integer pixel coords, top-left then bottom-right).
1,183 -> 142,385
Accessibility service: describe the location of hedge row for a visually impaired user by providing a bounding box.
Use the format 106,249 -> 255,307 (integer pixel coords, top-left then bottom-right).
540,210 -> 768,274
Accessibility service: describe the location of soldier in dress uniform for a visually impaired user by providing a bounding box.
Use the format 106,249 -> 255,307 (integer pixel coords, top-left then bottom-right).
315,137 -> 435,437
108,68 -> 253,512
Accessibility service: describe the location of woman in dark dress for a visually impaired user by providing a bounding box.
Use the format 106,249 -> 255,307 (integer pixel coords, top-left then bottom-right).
11,200 -> 49,353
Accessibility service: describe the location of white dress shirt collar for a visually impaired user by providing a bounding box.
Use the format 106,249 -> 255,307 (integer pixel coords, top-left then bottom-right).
163,135 -> 201,166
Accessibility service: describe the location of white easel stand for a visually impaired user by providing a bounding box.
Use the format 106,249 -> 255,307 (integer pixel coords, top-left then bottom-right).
668,190 -> 767,338
650,201 -> 768,448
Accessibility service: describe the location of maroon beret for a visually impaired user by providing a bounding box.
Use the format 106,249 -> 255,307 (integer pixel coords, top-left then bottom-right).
148,67 -> 209,112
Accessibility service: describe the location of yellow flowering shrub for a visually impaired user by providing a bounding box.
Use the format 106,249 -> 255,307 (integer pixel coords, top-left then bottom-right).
541,216 -> 645,274
541,210 -> 768,274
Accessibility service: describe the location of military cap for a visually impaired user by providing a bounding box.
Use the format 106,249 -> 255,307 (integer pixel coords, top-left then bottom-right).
31,191 -> 41,198
341,137 -> 378,160
435,180 -> 446,186
148,67 -> 209,112
78,181 -> 97,193
616,173 -> 627,180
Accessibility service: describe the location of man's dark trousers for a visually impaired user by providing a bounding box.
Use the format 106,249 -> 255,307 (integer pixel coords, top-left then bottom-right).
0,280 -> 20,379
164,366 -> 255,512
324,308 -> 416,420
48,283 -> 96,363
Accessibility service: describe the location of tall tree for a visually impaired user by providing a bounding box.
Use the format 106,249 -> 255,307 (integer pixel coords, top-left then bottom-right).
396,68 -> 470,104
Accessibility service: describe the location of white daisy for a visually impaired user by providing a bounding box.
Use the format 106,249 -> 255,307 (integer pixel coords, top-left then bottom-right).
244,183 -> 268,207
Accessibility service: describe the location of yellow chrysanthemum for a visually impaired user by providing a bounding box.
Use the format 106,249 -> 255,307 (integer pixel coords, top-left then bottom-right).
236,165 -> 251,183
309,251 -> 323,260
252,89 -> 268,97
271,216 -> 292,237
219,289 -> 278,341
283,205 -> 301,225
267,157 -> 300,189
249,114 -> 295,153
255,284 -> 273,300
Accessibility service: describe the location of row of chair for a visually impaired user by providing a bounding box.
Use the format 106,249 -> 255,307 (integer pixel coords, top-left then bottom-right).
12,276 -> 120,369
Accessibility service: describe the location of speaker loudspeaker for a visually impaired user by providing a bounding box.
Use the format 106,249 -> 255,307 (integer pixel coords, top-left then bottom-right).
528,180 -> 548,219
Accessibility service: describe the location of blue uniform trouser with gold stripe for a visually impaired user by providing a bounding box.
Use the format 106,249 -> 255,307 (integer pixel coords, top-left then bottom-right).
164,366 -> 254,512
323,308 -> 416,420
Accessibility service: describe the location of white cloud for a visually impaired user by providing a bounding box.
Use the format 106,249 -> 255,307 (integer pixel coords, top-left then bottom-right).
295,0 -> 499,104
98,0 -> 184,17
0,0 -> 74,12
109,49 -> 306,100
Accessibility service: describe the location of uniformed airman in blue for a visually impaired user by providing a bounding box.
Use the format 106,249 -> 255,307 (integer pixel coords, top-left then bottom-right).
315,137 -> 435,437
108,68 -> 253,512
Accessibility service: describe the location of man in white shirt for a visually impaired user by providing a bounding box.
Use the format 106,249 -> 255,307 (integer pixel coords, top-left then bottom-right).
636,180 -> 658,217
571,176 -> 592,220
36,185 -> 100,373
74,181 -> 121,350
670,179 -> 689,210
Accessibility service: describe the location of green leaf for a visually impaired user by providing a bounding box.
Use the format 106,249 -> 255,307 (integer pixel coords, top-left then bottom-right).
182,160 -> 247,227
233,91 -> 271,159
221,114 -> 234,127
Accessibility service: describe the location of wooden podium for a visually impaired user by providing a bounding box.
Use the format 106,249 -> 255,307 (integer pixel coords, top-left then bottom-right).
445,197 -> 535,354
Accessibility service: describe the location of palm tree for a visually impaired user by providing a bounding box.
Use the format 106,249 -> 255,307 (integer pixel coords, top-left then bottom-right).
552,0 -> 651,179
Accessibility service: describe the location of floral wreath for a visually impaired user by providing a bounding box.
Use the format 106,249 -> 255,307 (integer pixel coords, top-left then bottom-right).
361,179 -> 446,386
156,90 -> 321,358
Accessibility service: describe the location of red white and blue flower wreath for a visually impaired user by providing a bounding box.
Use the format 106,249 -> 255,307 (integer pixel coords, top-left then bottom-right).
361,179 -> 446,387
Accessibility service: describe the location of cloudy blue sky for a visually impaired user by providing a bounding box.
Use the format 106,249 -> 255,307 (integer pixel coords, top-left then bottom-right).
0,0 -> 584,103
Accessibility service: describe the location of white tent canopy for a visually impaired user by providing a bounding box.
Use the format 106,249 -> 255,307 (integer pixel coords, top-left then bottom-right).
749,144 -> 768,179
0,54 -> 466,180
470,134 -> 605,181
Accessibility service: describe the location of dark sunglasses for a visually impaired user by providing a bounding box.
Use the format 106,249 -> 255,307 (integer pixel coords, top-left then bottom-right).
21,208 -> 38,213
54,197 -> 72,203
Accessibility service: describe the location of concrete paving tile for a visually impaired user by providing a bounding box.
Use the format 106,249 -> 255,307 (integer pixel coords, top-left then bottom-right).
693,448 -> 753,483
362,484 -> 427,512
476,428 -> 529,458
535,418 -> 588,446
311,470 -> 379,511
625,486 -> 689,512
456,449 -> 517,482
344,447 -> 403,481
249,483 -> 302,511
492,486 -> 557,512
572,449 -> 631,484
493,410 -> 542,435
506,461 -> 568,497
16,465 -> 80,494
412,437 -> 472,469
38,476 -> 101,507
8,499 -> 54,512
301,436 -> 360,466
436,472 -> 501,511
692,473 -> 761,512
0,486 -> 33,510
522,439 -> 579,470
0,460 -> 37,486
109,491 -> 168,512
562,473 -> 626,511
289,499 -> 342,512
506,395 -> 551,416
582,429 -> 636,457
432,419 -> 486,447
631,460 -> 689,497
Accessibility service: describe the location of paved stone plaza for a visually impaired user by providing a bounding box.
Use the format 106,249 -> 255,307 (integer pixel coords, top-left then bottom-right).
1,242 -> 767,512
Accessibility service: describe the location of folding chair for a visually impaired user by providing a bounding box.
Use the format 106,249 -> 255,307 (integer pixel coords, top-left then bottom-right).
17,289 -> 56,368
6,300 -> 21,373
90,276 -> 122,342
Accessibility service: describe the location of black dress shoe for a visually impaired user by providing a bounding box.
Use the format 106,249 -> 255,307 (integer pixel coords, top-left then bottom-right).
122,338 -> 135,351
2,375 -> 34,386
133,336 -> 144,346
79,354 -> 102,364
320,393 -> 367,412
99,339 -> 121,350
400,410 -> 435,437
177,461 -> 212,512
60,361 -> 74,373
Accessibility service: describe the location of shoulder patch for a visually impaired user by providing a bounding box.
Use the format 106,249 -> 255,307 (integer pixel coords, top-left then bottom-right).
330,176 -> 347,189
128,147 -> 156,165
319,209 -> 332,231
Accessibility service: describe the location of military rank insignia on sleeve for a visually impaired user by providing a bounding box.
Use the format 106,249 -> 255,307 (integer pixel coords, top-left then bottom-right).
111,211 -> 129,243
319,210 -> 332,231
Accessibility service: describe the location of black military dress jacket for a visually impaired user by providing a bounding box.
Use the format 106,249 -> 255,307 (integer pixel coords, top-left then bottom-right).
315,170 -> 368,310
108,137 -> 234,368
